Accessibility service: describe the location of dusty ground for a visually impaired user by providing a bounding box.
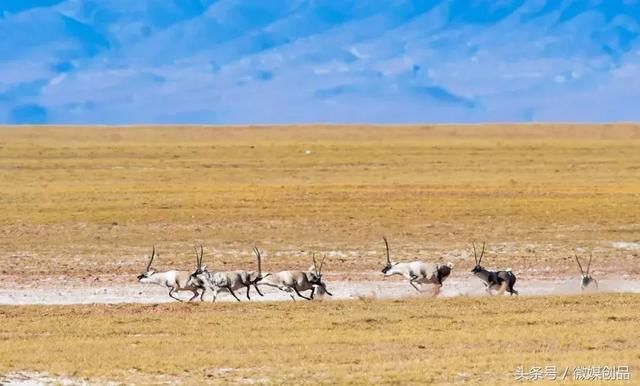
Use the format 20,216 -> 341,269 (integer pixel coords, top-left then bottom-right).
1,277 -> 640,305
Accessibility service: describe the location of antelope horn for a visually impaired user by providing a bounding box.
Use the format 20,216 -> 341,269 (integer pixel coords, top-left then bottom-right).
145,246 -> 155,271
478,242 -> 486,265
319,254 -> 327,275
193,245 -> 201,269
574,253 -> 584,275
253,246 -> 262,276
472,241 -> 478,265
312,253 -> 319,276
383,236 -> 391,265
587,252 -> 593,275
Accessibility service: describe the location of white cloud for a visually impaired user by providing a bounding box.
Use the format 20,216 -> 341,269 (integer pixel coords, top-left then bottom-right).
48,73 -> 66,86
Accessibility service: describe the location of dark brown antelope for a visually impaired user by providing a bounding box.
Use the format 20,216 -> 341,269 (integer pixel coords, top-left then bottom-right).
470,241 -> 518,296
575,251 -> 598,291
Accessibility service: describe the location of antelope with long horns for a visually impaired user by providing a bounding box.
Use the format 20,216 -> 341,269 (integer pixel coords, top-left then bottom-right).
259,253 -> 333,301
575,251 -> 598,291
470,242 -> 518,296
380,237 -> 454,297
190,245 -> 265,302
137,246 -> 202,302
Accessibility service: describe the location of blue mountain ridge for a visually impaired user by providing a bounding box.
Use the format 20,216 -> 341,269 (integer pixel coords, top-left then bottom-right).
1,0 -> 639,123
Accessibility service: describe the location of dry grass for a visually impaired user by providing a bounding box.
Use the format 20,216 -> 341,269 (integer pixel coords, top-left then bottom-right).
1,125 -> 639,384
0,294 -> 638,384
0,124 -> 639,279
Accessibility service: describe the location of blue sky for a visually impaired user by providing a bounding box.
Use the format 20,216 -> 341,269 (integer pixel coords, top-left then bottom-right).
1,0 -> 639,124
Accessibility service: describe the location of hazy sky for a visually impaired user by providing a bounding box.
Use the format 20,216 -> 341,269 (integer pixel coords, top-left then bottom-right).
1,0 -> 639,124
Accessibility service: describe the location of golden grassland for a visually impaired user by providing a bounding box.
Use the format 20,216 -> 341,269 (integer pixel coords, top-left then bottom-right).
1,294 -> 639,384
0,124 -> 639,277
1,125 -> 639,384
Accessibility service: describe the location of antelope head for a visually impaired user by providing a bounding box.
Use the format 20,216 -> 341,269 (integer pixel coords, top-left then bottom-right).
137,246 -> 157,281
575,251 -> 595,289
190,244 -> 207,281
381,236 -> 395,274
470,241 -> 486,274
310,253 -> 333,296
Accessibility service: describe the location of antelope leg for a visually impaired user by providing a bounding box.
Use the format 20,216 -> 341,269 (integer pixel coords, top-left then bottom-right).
254,283 -> 264,296
188,289 -> 199,302
322,285 -> 334,296
432,284 -> 442,297
497,281 -> 507,295
227,286 -> 241,302
246,285 -> 251,300
486,286 -> 493,296
409,279 -> 421,292
199,287 -> 206,302
211,288 -> 218,303
168,288 -> 183,302
278,286 -> 296,301
292,285 -> 312,301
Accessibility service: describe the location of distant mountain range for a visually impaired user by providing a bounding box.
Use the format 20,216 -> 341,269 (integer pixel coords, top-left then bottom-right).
1,0 -> 639,124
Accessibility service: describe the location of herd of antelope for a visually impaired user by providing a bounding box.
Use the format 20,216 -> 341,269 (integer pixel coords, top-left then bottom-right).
137,237 -> 598,302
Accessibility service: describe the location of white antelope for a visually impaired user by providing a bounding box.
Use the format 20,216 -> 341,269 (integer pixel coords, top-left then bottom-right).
190,245 -> 264,302
470,242 -> 518,296
259,254 -> 333,301
575,251 -> 598,291
380,236 -> 454,296
137,246 -> 202,302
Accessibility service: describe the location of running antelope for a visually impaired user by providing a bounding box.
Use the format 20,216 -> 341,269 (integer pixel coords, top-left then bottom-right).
470,242 -> 518,296
575,251 -> 598,291
380,236 -> 454,296
137,246 -> 202,302
259,254 -> 333,301
190,245 -> 264,302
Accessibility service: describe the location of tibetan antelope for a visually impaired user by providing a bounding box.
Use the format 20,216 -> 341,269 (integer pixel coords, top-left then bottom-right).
575,251 -> 598,291
380,236 -> 454,297
259,254 -> 333,301
190,245 -> 264,302
137,246 -> 202,302
470,242 -> 518,296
